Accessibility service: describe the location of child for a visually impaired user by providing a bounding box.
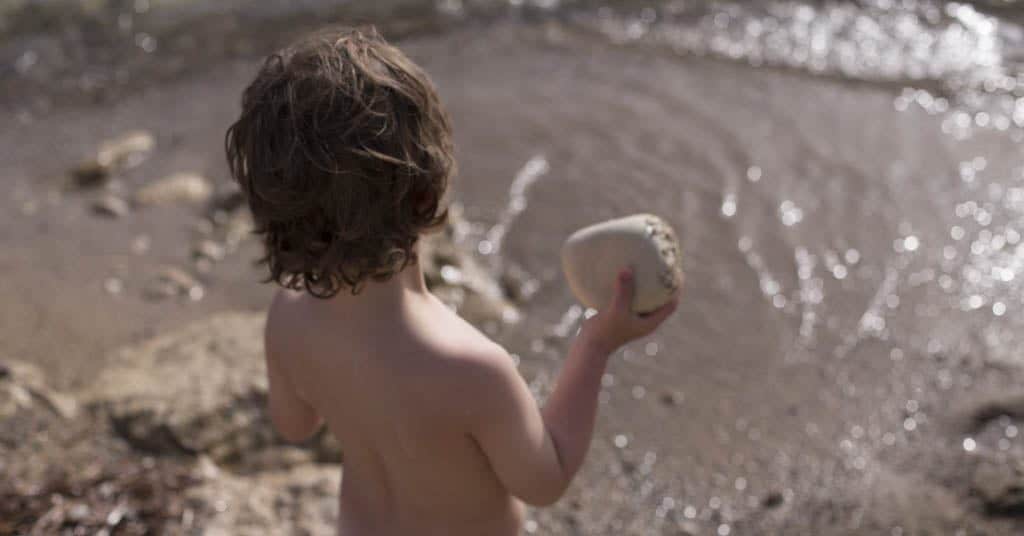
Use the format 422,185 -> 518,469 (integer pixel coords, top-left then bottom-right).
225,27 -> 680,535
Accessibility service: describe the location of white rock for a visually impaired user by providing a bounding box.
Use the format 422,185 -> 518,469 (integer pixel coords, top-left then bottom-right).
194,239 -> 226,262
0,359 -> 78,419
561,214 -> 683,313
92,195 -> 131,218
134,172 -> 213,206
96,130 -> 155,169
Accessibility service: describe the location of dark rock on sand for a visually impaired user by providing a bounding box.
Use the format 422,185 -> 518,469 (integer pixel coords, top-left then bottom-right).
83,313 -> 341,467
762,490 -> 785,509
71,313 -> 342,534
70,160 -> 109,188
1,316 -> 347,535
660,390 -> 683,406
85,313 -> 271,459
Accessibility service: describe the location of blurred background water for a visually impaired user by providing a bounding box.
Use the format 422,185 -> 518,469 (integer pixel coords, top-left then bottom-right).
6,0 -> 1024,534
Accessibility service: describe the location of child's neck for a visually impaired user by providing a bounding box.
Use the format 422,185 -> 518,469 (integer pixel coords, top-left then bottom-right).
325,258 -> 429,313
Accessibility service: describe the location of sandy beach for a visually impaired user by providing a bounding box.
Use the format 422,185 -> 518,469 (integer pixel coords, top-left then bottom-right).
4,1 -> 1024,534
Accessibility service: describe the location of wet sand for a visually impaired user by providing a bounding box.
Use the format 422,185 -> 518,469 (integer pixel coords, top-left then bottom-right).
5,9 -> 1024,535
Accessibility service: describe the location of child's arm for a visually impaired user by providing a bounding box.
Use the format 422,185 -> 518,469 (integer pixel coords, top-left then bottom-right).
467,268 -> 679,506
265,330 -> 324,443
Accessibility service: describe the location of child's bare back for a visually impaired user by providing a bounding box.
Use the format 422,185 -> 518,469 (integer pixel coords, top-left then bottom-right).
227,27 -> 679,535
265,271 -> 526,535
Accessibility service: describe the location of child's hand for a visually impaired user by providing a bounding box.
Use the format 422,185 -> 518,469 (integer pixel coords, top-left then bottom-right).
579,268 -> 680,355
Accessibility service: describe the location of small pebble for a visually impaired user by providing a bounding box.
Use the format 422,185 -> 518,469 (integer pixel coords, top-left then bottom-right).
107,504 -> 127,526
160,266 -> 199,289
70,160 -> 110,188
194,240 -> 226,262
660,391 -> 682,406
131,235 -> 151,255
143,281 -> 177,301
92,195 -> 130,218
134,172 -> 212,206
762,491 -> 784,509
104,277 -> 124,295
68,503 -> 91,521
97,130 -> 155,169
144,266 -> 201,301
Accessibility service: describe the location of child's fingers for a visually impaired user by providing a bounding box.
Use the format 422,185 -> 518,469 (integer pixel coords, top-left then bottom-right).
634,298 -> 678,334
608,267 -> 635,314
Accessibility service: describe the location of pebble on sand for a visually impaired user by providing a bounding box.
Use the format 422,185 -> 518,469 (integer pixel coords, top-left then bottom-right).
71,160 -> 109,188
660,391 -> 683,406
144,267 -> 203,301
131,235 -> 151,255
762,491 -> 784,509
193,240 -> 226,262
97,131 -> 155,169
104,277 -> 124,295
134,172 -> 213,206
70,131 -> 156,188
91,195 -> 130,218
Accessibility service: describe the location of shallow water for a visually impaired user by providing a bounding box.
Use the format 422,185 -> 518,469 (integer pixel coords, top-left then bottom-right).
6,0 -> 1024,533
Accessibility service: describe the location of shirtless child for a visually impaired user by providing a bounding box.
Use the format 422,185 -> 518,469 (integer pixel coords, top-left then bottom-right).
225,27 -> 680,535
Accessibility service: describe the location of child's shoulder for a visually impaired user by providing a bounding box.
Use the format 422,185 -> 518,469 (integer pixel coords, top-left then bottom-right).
266,288 -> 306,325
425,311 -> 519,385
422,302 -> 509,361
263,288 -> 315,348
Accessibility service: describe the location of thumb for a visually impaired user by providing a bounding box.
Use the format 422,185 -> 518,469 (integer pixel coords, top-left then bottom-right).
608,267 -> 635,314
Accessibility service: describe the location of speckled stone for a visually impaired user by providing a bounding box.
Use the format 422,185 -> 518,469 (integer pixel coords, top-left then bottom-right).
561,214 -> 683,313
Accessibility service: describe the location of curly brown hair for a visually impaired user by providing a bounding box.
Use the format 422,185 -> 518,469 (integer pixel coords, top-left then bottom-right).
225,27 -> 454,298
